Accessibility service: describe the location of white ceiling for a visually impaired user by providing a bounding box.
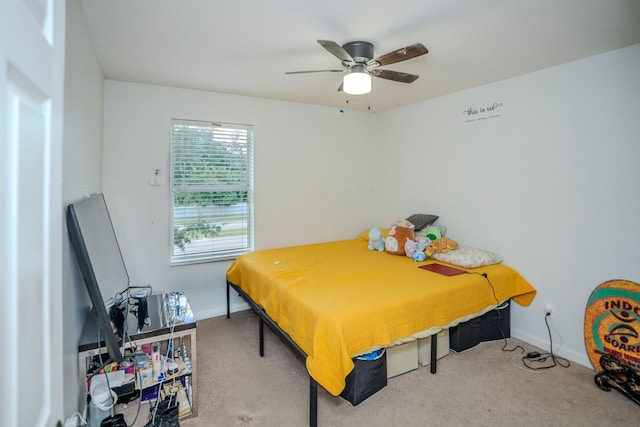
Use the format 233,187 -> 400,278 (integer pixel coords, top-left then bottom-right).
80,0 -> 640,112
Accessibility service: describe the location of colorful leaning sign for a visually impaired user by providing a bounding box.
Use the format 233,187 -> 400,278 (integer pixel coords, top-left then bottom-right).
584,279 -> 640,405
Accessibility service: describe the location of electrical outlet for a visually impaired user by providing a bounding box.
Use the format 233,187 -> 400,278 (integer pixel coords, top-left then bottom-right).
544,303 -> 553,315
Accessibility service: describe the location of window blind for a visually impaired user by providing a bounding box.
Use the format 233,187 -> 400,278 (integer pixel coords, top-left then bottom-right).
170,119 -> 254,264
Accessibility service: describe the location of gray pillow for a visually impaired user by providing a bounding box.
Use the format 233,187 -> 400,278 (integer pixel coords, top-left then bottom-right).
405,213 -> 439,231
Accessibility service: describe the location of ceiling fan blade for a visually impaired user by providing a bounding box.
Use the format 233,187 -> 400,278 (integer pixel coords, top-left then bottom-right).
370,43 -> 428,67
317,40 -> 355,64
337,81 -> 343,92
370,69 -> 419,83
285,69 -> 343,75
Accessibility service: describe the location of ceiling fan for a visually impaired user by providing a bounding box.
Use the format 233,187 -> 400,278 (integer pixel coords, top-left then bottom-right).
285,40 -> 428,95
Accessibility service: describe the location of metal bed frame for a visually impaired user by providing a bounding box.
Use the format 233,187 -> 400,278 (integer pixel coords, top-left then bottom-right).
226,280 -> 440,427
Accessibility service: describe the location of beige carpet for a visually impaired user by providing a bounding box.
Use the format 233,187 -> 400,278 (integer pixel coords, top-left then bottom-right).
116,309 -> 637,426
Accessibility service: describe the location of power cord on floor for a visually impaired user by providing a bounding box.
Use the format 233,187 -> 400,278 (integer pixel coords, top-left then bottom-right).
63,412 -> 88,427
521,312 -> 571,370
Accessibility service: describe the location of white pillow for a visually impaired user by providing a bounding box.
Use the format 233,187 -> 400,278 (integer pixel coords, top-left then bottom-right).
431,246 -> 502,268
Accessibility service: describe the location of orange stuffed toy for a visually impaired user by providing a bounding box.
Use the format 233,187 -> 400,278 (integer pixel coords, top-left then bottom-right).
385,221 -> 415,255
424,237 -> 458,257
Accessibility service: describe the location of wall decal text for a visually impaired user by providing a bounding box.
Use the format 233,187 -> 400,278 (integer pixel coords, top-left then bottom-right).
463,102 -> 503,122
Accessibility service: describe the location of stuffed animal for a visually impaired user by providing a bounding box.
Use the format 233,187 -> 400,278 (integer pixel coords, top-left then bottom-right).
413,251 -> 427,262
367,227 -> 385,252
411,238 -> 430,262
425,237 -> 459,257
416,238 -> 431,253
405,240 -> 418,259
385,225 -> 415,255
424,226 -> 442,241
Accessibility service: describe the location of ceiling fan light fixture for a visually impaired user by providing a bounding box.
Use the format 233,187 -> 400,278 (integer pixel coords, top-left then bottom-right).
343,66 -> 371,95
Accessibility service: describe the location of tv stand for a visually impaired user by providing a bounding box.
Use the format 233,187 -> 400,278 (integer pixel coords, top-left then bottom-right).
78,293 -> 197,420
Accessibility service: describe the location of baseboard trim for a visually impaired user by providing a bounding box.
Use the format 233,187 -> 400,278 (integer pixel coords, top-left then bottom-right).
193,302 -> 249,321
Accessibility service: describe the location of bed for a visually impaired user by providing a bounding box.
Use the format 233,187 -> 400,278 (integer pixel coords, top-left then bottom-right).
226,235 -> 536,426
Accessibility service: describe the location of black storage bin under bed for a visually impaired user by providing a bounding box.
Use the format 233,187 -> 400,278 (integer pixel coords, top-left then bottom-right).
449,300 -> 511,352
340,349 -> 387,405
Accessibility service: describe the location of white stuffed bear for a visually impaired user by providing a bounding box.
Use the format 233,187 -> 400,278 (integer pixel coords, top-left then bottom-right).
368,227 -> 385,252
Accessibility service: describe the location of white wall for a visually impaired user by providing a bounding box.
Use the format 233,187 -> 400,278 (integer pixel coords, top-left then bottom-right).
100,44 -> 640,370
102,82 -> 379,319
61,3 -> 639,419
377,44 -> 640,367
62,0 -> 105,416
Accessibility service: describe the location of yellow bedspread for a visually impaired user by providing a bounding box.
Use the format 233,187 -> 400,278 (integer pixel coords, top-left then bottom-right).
226,239 -> 536,396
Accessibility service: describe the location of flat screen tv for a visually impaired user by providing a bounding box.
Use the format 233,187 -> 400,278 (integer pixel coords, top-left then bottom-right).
67,193 -> 127,363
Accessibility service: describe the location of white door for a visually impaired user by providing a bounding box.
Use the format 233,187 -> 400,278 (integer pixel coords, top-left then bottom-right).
0,0 -> 65,426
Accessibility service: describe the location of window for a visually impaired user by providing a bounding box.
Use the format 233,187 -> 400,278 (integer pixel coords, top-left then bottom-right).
170,119 -> 254,264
